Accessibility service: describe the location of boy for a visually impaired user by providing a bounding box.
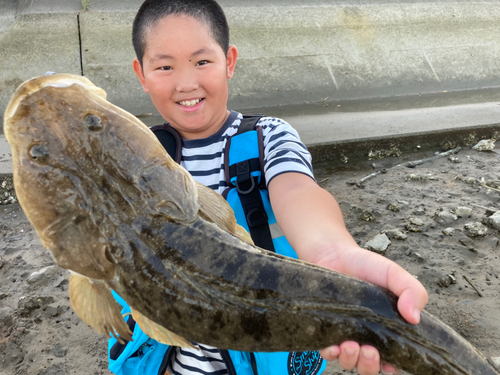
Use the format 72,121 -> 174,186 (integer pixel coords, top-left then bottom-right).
111,0 -> 428,374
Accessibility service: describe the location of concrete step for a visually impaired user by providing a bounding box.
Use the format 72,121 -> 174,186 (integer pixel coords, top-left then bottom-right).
2,0 -> 500,127
3,95 -> 500,174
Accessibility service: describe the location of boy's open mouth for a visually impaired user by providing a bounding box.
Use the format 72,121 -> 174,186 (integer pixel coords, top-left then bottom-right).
178,98 -> 205,107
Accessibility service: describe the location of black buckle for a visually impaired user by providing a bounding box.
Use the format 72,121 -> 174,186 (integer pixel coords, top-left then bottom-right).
246,207 -> 268,227
235,160 -> 257,194
235,176 -> 256,194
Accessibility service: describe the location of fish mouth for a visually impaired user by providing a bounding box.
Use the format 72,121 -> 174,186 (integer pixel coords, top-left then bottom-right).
4,74 -> 106,139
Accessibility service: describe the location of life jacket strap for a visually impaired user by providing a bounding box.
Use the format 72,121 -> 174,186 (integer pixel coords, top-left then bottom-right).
226,115 -> 276,251
150,115 -> 275,251
149,123 -> 183,163
230,158 -> 261,193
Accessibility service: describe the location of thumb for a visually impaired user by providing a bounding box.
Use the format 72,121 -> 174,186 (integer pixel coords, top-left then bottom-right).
397,285 -> 428,325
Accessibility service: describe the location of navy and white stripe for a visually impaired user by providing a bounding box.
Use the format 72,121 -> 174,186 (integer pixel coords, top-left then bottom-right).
179,111 -> 314,194
168,344 -> 228,375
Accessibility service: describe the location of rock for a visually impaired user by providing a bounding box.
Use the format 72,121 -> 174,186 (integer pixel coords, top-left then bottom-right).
383,229 -> 407,240
406,224 -> 424,233
11,255 -> 27,267
434,209 -> 458,225
454,206 -> 472,218
27,266 -> 62,287
459,237 -> 477,252
50,343 -> 69,358
464,222 -> 488,237
472,138 -> 496,151
407,173 -> 431,182
359,209 -> 377,222
0,175 -> 17,205
365,233 -> 391,253
45,304 -> 59,317
58,305 -> 70,315
386,203 -> 400,212
413,252 -> 425,262
443,227 -> 455,236
451,229 -> 477,251
368,147 -> 402,160
439,274 -> 457,287
491,357 -> 500,370
412,206 -> 426,216
485,236 -> 500,248
409,217 -> 425,226
484,211 -> 500,230
4,247 -> 22,256
0,306 -> 14,321
456,176 -> 477,184
18,296 -> 55,316
0,256 -> 4,269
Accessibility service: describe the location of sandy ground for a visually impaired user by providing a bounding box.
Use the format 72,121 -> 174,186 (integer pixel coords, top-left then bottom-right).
1,142 -> 500,375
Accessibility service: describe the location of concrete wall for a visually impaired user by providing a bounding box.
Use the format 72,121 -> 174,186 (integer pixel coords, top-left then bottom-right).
2,0 -> 500,127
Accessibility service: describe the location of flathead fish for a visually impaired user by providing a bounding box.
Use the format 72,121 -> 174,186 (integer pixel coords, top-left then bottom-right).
4,74 -> 499,375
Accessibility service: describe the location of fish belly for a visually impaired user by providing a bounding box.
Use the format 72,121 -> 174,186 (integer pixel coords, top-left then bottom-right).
109,218 -> 498,375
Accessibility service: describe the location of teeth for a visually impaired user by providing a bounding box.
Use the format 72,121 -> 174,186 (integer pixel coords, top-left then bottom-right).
179,99 -> 201,107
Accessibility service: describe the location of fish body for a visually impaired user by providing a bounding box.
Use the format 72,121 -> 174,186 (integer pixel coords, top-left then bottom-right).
4,74 -> 499,375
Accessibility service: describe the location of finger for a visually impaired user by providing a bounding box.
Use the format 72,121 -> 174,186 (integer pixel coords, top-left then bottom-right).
329,247 -> 429,325
337,341 -> 360,371
381,362 -> 400,375
381,260 -> 428,325
397,283 -> 428,324
355,346 -> 381,375
319,345 -> 340,361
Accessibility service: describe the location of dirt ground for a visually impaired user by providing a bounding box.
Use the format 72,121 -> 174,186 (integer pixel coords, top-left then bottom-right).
1,142 -> 500,375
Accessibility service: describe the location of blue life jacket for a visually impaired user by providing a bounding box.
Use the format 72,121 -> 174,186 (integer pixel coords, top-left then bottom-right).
107,115 -> 326,375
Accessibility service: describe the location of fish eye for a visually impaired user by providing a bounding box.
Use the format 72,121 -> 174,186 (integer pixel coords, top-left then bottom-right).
28,144 -> 49,163
85,114 -> 102,131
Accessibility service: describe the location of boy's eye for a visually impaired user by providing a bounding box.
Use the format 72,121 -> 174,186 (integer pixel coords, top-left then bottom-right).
196,60 -> 208,66
159,66 -> 172,71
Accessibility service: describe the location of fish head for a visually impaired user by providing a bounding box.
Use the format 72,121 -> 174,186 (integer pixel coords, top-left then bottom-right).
4,74 -> 197,280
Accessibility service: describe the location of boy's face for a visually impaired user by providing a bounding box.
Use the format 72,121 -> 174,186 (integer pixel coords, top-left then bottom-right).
133,15 -> 237,140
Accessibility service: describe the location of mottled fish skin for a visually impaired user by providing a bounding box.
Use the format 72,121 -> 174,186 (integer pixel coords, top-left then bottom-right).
4,74 -> 500,375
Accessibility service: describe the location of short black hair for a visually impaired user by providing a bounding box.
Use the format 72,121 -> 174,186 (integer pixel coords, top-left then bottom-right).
132,0 -> 230,66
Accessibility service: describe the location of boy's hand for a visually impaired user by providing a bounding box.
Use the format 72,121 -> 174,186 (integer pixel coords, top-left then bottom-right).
269,173 -> 429,375
319,341 -> 396,375
314,243 -> 427,375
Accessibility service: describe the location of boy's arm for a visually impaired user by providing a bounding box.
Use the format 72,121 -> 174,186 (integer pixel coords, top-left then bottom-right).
268,172 -> 428,375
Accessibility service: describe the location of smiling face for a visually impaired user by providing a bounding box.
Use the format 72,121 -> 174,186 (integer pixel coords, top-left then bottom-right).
133,15 -> 238,140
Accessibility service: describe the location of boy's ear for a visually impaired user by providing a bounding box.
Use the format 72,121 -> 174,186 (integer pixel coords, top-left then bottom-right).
132,57 -> 149,93
226,45 -> 238,79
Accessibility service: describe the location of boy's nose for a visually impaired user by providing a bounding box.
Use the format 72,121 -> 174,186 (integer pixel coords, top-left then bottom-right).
175,69 -> 199,92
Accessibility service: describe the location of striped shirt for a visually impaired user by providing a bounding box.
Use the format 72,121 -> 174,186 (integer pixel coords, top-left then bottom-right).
168,111 -> 313,374
169,344 -> 228,375
179,111 -> 314,193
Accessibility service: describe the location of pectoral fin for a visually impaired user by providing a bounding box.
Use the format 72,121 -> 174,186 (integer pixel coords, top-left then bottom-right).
131,307 -> 194,348
234,223 -> 253,245
196,183 -> 253,244
69,273 -> 132,344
